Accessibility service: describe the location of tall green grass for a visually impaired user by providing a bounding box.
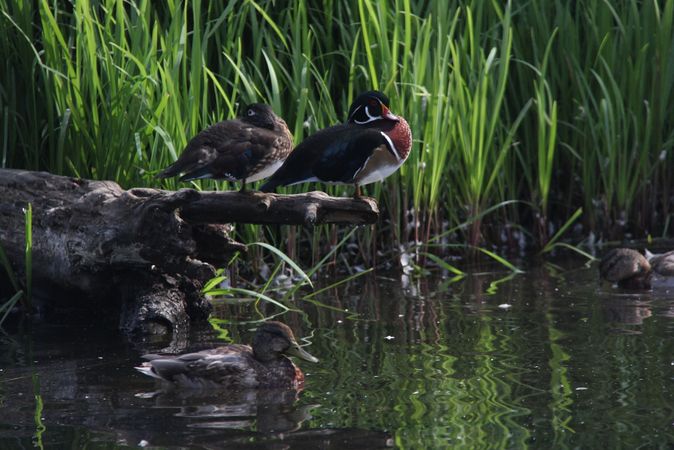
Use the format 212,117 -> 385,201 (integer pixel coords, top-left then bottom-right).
1,0 -> 673,266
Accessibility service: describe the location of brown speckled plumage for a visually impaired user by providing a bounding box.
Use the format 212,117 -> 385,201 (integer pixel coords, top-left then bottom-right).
135,322 -> 317,389
599,248 -> 652,289
158,104 -> 292,191
646,250 -> 674,277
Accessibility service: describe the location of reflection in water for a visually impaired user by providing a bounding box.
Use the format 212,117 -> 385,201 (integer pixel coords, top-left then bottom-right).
602,298 -> 653,327
2,257 -> 674,448
138,387 -> 311,433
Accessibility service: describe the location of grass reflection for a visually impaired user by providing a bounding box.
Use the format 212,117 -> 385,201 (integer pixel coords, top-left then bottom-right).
197,265 -> 674,449
546,313 -> 574,447
302,296 -> 537,448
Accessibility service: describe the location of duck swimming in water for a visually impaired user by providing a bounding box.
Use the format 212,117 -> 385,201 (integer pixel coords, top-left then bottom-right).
645,249 -> 674,277
135,321 -> 318,389
600,248 -> 674,290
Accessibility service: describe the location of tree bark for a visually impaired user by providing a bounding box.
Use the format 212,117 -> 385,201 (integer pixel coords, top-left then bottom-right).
0,169 -> 378,336
180,190 -> 379,226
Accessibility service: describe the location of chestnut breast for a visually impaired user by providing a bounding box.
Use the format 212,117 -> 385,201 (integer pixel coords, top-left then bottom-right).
378,117 -> 412,161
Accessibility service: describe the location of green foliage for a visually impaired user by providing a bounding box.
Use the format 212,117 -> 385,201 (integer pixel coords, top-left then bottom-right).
202,232 -> 372,319
0,291 -> 22,327
24,203 -> 32,308
0,202 -> 33,322
1,0 -> 673,261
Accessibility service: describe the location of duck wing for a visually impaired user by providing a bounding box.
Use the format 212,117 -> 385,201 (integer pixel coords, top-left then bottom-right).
158,120 -> 290,181
260,125 -> 389,190
136,345 -> 260,388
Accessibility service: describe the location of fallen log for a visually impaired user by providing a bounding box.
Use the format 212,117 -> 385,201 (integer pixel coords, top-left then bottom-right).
0,169 -> 379,336
180,190 -> 379,225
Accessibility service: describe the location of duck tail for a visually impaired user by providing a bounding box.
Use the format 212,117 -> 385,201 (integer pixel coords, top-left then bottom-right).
178,165 -> 215,182
156,162 -> 181,179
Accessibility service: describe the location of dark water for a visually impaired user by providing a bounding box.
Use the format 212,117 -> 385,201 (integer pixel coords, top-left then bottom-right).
2,256 -> 674,449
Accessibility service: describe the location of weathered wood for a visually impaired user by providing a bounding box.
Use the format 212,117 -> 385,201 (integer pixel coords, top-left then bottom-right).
0,169 -> 378,337
180,190 -> 379,225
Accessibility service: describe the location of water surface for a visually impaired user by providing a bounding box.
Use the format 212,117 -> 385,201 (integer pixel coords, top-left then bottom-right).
2,256 -> 674,448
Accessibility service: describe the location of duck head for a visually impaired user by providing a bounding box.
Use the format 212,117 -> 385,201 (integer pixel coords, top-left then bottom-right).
347,91 -> 400,125
241,103 -> 282,131
253,321 -> 319,363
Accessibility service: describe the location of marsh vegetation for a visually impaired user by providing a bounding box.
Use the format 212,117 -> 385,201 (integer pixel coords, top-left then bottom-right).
2,1 -> 672,269
2,2 -> 674,448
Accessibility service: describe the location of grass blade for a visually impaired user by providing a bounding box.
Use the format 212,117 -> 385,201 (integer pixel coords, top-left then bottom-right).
24,203 -> 32,309
0,291 -> 22,327
248,242 -> 313,288
474,246 -> 523,273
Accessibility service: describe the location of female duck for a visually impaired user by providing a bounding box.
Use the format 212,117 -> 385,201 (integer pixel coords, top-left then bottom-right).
135,321 -> 318,389
600,248 -> 674,289
600,248 -> 652,289
157,104 -> 293,192
645,249 -> 674,277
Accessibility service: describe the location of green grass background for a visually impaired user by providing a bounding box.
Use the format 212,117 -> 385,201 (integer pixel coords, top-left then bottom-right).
1,0 -> 673,260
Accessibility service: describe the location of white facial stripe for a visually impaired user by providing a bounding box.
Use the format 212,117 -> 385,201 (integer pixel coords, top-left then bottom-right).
380,132 -> 400,160
353,104 -> 382,124
350,101 -> 382,125
349,105 -> 369,124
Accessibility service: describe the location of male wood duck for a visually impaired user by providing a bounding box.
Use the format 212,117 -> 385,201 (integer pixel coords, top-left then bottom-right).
260,91 -> 412,197
135,321 -> 318,389
157,104 -> 293,191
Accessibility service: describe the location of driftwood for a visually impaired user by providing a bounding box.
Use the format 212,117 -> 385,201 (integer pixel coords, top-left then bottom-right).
0,169 -> 378,336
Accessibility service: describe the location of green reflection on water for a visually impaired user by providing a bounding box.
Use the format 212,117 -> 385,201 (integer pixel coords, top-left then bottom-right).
547,312 -> 573,447
3,263 -> 674,448
293,267 -> 674,449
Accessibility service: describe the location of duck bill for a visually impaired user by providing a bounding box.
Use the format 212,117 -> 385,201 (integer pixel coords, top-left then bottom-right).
287,343 -> 319,363
381,104 -> 399,122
